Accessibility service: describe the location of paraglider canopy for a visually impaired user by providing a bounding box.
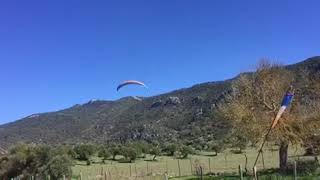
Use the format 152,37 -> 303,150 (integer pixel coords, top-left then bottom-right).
116,80 -> 147,91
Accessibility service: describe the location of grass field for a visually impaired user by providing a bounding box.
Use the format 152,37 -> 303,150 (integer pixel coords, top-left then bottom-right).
71,146 -> 310,180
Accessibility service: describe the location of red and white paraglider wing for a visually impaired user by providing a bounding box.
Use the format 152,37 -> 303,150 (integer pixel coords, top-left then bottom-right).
116,80 -> 147,91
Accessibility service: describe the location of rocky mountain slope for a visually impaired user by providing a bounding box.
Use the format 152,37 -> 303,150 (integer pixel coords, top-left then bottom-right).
0,56 -> 319,149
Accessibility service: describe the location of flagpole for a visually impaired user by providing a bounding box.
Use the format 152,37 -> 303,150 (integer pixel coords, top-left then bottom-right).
253,123 -> 274,167
253,85 -> 294,168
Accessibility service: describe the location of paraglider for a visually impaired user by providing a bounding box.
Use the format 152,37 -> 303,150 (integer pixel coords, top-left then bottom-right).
116,80 -> 147,101
116,80 -> 147,91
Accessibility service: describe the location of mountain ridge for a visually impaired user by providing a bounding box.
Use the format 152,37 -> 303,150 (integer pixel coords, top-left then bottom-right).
0,56 -> 319,149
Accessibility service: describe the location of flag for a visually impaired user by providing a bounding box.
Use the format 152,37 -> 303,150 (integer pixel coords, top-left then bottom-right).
271,87 -> 294,128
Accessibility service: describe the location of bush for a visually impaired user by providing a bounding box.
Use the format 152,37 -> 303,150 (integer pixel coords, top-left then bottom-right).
288,159 -> 320,175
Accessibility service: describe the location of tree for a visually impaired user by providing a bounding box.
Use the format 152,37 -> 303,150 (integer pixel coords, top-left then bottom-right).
164,143 -> 177,156
98,147 -> 111,163
149,146 -> 161,161
217,60 -> 320,172
73,144 -> 95,161
120,146 -> 137,163
207,140 -> 225,156
176,145 -> 194,159
39,155 -> 73,179
108,144 -> 121,161
131,141 -> 150,158
0,144 -> 73,179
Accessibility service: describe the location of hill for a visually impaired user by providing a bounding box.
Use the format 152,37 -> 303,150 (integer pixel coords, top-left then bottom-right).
0,56 -> 319,149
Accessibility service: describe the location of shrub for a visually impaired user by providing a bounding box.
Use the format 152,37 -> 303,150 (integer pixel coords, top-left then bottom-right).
288,159 -> 320,175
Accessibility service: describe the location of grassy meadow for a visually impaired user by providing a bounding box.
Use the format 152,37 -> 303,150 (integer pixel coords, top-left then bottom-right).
72,146 -> 308,179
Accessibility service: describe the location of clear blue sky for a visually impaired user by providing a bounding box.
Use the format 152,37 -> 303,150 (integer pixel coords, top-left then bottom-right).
1,0 -> 319,124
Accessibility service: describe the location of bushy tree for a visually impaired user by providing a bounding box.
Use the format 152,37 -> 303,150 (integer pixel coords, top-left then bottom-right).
131,141 -> 150,158
108,144 -> 121,161
0,144 -> 73,179
120,146 -> 137,163
164,143 -> 177,156
39,155 -> 72,179
176,145 -> 194,159
98,147 -> 111,163
73,144 -> 95,161
207,141 -> 225,156
149,146 -> 161,161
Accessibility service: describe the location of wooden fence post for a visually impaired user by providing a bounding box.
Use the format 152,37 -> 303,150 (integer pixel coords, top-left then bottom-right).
208,158 -> 211,173
200,166 -> 203,180
147,161 -> 149,175
166,160 -> 168,173
189,159 -> 193,175
177,159 -> 181,177
135,163 -> 138,177
261,150 -> 266,170
239,164 -> 243,180
129,164 -> 132,177
104,171 -> 107,180
108,168 -> 112,180
164,173 -> 169,180
63,175 -> 66,180
294,161 -> 297,180
79,171 -> 82,180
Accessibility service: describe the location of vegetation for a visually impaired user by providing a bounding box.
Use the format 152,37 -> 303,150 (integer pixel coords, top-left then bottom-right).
1,57 -> 320,178
0,143 -> 72,179
217,59 -> 320,171
73,144 -> 96,161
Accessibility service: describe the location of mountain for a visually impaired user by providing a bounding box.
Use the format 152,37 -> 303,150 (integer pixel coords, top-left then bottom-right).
0,56 -> 320,149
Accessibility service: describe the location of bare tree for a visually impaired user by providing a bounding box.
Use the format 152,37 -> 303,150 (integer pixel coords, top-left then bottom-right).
218,59 -> 320,172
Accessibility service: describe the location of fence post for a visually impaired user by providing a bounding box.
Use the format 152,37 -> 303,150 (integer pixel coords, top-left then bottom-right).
294,161 -> 297,180
79,171 -> 82,180
239,164 -> 243,180
261,150 -> 266,170
189,159 -> 193,175
208,158 -> 211,173
129,164 -> 132,177
100,166 -> 104,180
164,173 -> 169,180
135,163 -> 138,177
166,160 -> 168,174
63,175 -> 66,180
108,169 -> 112,180
177,159 -> 181,177
253,166 -> 258,180
105,171 -> 107,180
147,161 -> 149,175
200,166 -> 203,180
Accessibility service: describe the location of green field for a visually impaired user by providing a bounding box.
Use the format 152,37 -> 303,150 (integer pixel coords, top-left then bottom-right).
72,146 -> 310,180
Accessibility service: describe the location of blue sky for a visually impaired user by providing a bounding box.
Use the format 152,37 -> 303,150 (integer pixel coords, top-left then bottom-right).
1,0 -> 319,124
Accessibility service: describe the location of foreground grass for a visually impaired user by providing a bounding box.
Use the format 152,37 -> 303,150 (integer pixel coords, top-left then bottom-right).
170,175 -> 320,180
72,146 -> 307,179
